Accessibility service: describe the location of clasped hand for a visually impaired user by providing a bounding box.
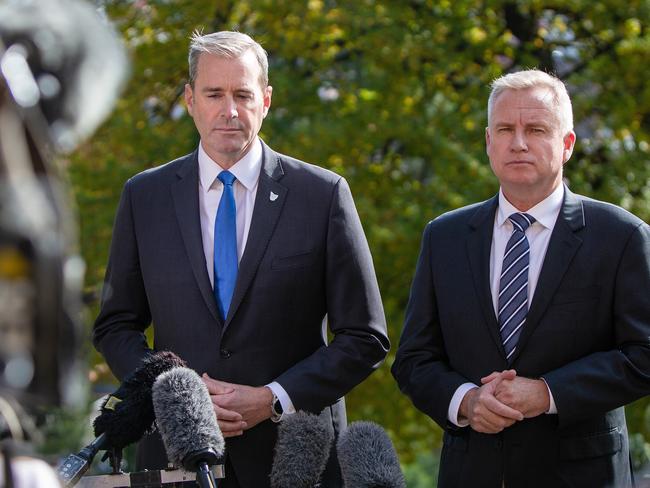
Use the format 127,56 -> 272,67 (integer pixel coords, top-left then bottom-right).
201,374 -> 274,438
459,370 -> 550,434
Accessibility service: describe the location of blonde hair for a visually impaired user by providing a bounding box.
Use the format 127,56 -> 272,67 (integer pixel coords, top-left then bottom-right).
488,69 -> 573,135
188,30 -> 268,88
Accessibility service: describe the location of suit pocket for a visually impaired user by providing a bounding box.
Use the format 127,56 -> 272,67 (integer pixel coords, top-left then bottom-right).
559,427 -> 623,460
271,251 -> 315,270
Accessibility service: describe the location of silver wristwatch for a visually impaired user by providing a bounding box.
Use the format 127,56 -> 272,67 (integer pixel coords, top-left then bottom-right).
271,392 -> 284,423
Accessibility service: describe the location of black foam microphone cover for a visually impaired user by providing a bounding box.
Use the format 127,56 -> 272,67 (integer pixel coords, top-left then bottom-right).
152,367 -> 225,468
337,421 -> 406,488
93,351 -> 186,450
270,410 -> 334,488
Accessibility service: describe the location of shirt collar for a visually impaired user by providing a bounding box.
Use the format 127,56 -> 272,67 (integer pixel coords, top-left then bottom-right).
497,184 -> 565,230
198,138 -> 262,193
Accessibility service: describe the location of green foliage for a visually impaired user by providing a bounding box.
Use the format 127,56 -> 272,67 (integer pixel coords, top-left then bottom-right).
38,403 -> 93,459
67,0 -> 650,471
629,432 -> 650,472
403,450 -> 440,488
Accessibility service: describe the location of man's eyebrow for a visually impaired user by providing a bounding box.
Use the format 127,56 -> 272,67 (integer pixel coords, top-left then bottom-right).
200,87 -> 255,94
524,118 -> 553,127
201,86 -> 222,93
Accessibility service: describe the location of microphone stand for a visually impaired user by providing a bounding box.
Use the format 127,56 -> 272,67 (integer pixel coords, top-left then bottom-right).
183,447 -> 221,488
100,447 -> 123,474
196,463 -> 217,488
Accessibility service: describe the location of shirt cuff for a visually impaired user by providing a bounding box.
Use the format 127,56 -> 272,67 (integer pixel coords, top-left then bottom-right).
266,381 -> 296,418
540,377 -> 557,414
448,382 -> 478,427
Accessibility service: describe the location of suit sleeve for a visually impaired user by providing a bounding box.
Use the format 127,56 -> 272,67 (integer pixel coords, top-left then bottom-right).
543,221 -> 650,426
391,222 -> 472,428
93,179 -> 153,380
274,177 -> 389,412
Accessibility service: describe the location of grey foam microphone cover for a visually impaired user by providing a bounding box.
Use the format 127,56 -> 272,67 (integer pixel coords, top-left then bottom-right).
337,421 -> 406,488
152,366 -> 225,466
270,410 -> 334,488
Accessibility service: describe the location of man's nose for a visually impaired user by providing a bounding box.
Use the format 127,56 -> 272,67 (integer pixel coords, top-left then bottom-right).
221,96 -> 238,119
511,129 -> 528,151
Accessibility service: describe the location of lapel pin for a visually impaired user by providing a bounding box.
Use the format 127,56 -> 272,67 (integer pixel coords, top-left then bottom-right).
270,191 -> 279,202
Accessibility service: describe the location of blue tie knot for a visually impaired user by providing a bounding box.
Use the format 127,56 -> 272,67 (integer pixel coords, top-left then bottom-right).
218,170 -> 236,187
509,213 -> 535,233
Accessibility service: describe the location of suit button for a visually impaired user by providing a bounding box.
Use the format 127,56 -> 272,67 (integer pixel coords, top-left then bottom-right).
220,349 -> 231,359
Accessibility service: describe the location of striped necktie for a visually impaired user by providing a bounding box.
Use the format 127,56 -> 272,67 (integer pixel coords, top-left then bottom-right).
498,212 -> 535,362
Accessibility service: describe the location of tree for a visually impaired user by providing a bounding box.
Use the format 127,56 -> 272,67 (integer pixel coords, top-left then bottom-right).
73,0 -> 650,475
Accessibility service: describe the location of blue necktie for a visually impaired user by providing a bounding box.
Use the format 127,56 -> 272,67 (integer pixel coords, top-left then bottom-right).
214,171 -> 238,320
498,212 -> 535,363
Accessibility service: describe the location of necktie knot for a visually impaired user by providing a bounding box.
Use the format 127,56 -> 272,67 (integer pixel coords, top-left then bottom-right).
218,170 -> 236,187
508,213 -> 535,233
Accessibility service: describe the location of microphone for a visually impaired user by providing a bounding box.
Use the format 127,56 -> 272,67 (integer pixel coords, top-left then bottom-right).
152,367 -> 225,488
270,411 -> 334,488
337,421 -> 406,488
93,351 -> 187,448
57,351 -> 186,486
56,433 -> 109,487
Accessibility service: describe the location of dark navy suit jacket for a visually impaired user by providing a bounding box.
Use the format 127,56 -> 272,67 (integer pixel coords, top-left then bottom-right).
93,141 -> 389,487
392,187 -> 650,488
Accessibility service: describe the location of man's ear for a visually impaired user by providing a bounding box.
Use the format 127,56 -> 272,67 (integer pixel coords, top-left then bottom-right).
262,85 -> 273,118
563,131 -> 576,164
184,83 -> 194,117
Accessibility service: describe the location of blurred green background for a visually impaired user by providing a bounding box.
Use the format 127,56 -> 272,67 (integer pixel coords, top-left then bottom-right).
47,1 -> 650,486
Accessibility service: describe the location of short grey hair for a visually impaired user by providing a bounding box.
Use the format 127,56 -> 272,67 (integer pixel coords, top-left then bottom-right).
188,30 -> 268,88
487,69 -> 574,136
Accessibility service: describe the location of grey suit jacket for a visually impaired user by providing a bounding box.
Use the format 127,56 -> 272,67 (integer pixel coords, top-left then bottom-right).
93,140 -> 389,486
392,187 -> 650,488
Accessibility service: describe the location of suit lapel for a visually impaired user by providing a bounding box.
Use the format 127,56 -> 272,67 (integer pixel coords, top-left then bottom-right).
467,196 -> 504,355
510,187 -> 585,364
223,142 -> 287,329
171,151 -> 221,324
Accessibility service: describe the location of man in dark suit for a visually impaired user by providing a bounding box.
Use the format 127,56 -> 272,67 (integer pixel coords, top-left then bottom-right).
93,31 -> 389,487
392,69 -> 650,487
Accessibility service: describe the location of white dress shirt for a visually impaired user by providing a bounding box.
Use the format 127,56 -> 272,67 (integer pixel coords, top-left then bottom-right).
198,140 -> 260,285
197,138 -> 296,418
447,184 -> 564,426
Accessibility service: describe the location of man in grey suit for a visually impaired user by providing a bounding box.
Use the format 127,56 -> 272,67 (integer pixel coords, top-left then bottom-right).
392,69 -> 650,487
93,31 -> 389,487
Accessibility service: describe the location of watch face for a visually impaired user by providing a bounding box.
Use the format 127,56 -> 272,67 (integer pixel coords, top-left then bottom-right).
271,396 -> 283,422
273,397 -> 283,415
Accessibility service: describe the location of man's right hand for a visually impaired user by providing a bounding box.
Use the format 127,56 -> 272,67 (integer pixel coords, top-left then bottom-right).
201,376 -> 246,437
458,369 -> 524,433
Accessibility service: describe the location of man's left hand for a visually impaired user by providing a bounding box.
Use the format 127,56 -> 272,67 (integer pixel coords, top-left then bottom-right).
482,372 -> 550,418
202,374 -> 274,431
